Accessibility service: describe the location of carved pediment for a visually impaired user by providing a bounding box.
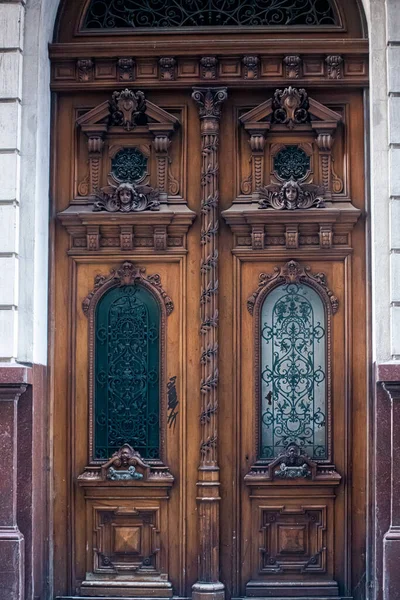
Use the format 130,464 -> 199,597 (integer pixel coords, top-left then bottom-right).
76,89 -> 180,133
239,87 -> 341,132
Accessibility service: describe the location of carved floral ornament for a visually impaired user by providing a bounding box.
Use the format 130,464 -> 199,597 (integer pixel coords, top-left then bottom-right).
259,178 -> 325,210
247,260 -> 339,316
82,261 -> 174,317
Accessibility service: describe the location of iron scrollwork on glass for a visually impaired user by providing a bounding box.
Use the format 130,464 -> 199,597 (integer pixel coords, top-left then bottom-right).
260,281 -> 327,460
95,284 -> 161,460
111,148 -> 148,184
83,262 -> 174,463
274,145 -> 311,181
82,0 -> 339,30
248,261 -> 339,464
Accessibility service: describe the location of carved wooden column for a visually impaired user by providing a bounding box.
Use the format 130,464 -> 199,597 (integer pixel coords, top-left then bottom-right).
192,87 -> 227,600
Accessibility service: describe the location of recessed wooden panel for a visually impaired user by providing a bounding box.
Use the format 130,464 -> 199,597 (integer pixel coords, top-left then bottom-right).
303,56 -> 325,76
53,62 -> 75,80
136,59 -> 158,79
258,505 -> 326,574
178,59 -> 200,78
95,59 -> 116,79
260,57 -> 283,77
344,57 -> 367,76
219,59 -> 241,78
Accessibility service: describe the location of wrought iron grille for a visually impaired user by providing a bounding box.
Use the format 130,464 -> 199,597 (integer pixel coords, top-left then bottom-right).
260,282 -> 327,460
94,284 -> 160,460
82,0 -> 338,30
111,147 -> 148,183
274,145 -> 310,181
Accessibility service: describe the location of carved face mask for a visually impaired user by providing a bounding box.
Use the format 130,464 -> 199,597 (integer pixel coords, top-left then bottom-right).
285,185 -> 298,203
119,189 -> 132,206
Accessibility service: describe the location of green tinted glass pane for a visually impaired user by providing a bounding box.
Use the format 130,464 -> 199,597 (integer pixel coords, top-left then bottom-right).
260,283 -> 327,460
95,284 -> 160,460
274,145 -> 310,180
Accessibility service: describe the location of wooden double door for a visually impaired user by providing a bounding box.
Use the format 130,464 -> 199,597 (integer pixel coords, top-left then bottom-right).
51,64 -> 368,600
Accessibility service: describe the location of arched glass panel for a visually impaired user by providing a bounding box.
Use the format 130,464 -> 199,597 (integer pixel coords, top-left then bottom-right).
94,284 -> 160,460
82,0 -> 339,30
260,282 -> 327,460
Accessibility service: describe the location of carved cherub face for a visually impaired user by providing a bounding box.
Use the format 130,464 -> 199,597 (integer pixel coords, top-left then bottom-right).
117,185 -> 133,206
120,447 -> 131,467
283,182 -> 299,203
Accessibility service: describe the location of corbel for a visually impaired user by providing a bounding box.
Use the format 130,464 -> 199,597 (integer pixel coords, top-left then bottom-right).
285,224 -> 299,249
120,225 -> 134,251
319,224 -> 333,249
283,55 -> 302,79
152,132 -> 172,202
154,226 -> 168,251
87,225 -> 100,251
200,56 -> 218,79
117,57 -> 135,82
81,124 -> 107,196
312,124 -> 337,200
242,122 -> 270,197
252,225 -> 265,250
326,55 -> 344,79
243,56 -> 259,80
159,57 -> 176,81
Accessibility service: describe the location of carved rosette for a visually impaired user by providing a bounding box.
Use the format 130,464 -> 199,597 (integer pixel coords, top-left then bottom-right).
192,87 -> 227,600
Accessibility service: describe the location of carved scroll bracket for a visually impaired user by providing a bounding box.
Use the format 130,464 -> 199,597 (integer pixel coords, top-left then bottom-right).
152,132 -> 172,201
81,127 -> 107,196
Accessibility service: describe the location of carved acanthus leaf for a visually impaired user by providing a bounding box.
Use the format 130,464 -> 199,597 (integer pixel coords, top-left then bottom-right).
192,87 -> 228,119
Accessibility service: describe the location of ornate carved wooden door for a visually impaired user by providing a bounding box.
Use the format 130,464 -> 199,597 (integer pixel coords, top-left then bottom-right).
50,2 -> 368,599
